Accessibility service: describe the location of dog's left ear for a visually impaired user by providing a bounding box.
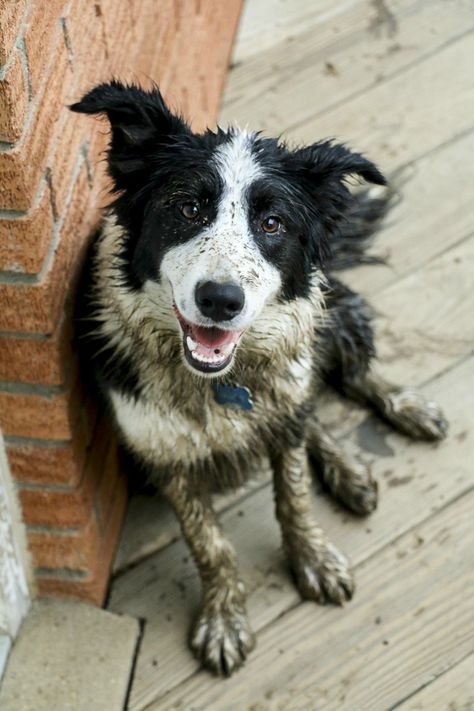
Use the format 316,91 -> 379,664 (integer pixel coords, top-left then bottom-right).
292,140 -> 386,187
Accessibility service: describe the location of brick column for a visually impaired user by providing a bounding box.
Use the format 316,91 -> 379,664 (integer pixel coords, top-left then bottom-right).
0,0 -> 242,604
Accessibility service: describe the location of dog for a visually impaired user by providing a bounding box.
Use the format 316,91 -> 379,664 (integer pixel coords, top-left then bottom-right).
71,81 -> 447,677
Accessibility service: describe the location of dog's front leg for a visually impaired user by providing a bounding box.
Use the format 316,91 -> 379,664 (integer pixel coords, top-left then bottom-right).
272,443 -> 355,605
163,474 -> 255,676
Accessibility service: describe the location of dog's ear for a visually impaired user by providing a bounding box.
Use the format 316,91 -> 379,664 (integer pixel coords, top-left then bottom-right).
292,140 -> 386,187
285,141 -> 386,269
70,80 -> 189,184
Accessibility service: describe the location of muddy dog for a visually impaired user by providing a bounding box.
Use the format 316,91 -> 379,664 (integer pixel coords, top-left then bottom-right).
71,81 -> 447,676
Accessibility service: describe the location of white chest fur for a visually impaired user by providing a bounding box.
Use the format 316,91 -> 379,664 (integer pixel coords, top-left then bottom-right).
110,387 -> 244,466
109,356 -> 313,471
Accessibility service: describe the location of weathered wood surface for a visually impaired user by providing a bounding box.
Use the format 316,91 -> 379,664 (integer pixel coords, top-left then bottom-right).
156,490 -> 474,711
395,653 -> 474,710
224,0 -> 474,138
108,0 -> 474,708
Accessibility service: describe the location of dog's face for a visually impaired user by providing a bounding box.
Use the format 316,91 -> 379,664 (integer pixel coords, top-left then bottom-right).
72,82 -> 384,376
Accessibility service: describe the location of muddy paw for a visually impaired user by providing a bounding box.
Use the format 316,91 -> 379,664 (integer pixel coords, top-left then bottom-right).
342,474 -> 378,515
190,600 -> 255,677
291,543 -> 355,605
385,389 -> 448,441
327,459 -> 378,516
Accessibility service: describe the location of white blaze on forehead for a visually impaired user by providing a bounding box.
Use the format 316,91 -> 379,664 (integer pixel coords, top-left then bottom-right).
159,130 -> 282,329
214,130 -> 262,199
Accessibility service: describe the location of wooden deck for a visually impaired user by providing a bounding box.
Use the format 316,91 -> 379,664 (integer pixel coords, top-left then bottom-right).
107,1 -> 474,708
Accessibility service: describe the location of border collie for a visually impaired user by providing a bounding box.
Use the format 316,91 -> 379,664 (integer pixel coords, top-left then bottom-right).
71,81 -> 447,677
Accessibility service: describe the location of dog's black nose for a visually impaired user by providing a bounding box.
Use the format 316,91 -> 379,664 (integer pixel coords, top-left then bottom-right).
195,281 -> 245,321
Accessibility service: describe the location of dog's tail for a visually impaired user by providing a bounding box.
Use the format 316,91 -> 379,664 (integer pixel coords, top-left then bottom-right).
328,175 -> 403,271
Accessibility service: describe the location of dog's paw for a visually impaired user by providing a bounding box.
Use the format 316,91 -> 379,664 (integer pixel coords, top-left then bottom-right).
323,458 -> 378,516
190,599 -> 255,677
384,389 -> 448,441
341,473 -> 378,515
291,542 -> 355,606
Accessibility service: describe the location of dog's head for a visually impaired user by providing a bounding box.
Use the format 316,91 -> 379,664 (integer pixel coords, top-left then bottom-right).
72,81 -> 385,376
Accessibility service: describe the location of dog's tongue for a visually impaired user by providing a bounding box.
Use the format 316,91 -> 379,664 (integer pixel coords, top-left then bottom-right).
191,325 -> 239,349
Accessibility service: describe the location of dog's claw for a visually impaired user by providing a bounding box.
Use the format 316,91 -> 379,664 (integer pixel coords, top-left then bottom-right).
291,543 -> 355,605
190,602 -> 255,676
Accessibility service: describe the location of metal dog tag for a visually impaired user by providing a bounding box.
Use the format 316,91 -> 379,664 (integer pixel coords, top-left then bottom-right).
212,383 -> 254,410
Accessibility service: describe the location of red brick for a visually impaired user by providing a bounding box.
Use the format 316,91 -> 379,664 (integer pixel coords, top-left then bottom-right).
0,314 -> 73,385
0,378 -> 82,440
98,0 -> 141,77
95,436 -> 120,529
7,404 -> 93,487
0,48 -> 28,142
0,0 -> 26,65
0,163 -> 98,334
0,180 -> 54,273
65,0 -> 109,93
18,418 -> 111,528
28,510 -> 103,571
0,41 -> 71,211
47,110 -> 88,217
35,469 -> 127,605
23,0 -> 66,95
145,0 -> 242,131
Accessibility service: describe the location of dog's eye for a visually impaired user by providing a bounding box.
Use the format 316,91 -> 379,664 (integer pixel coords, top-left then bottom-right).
261,216 -> 281,234
180,201 -> 200,220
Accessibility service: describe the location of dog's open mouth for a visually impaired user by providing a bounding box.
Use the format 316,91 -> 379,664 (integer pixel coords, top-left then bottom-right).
174,307 -> 242,374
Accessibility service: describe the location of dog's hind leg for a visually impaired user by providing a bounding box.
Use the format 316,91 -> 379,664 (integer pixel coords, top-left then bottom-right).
272,443 -> 355,604
163,474 -> 255,677
306,416 -> 378,515
342,370 -> 448,441
319,276 -> 448,441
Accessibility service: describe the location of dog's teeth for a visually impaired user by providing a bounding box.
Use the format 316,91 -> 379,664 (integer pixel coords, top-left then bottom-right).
186,336 -> 197,351
189,349 -> 228,365
220,342 -> 235,356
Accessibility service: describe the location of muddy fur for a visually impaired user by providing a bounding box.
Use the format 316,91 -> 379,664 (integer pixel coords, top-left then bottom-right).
72,82 -> 448,677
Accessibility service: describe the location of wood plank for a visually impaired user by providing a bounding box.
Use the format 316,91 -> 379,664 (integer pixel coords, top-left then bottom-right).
158,489 -> 474,711
222,0 -> 474,139
394,653 -> 474,710
367,235 -> 474,386
292,31 -> 474,171
108,356 -> 474,709
231,0 -> 356,65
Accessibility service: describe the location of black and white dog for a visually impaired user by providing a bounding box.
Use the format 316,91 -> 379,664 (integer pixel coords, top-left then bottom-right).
72,81 -> 447,676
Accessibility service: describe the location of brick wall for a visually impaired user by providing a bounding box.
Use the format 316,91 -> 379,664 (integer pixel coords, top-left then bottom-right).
0,0 -> 242,604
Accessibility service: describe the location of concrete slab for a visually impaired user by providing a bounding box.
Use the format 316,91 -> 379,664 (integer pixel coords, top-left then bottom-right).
0,635 -> 11,682
0,598 -> 140,711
